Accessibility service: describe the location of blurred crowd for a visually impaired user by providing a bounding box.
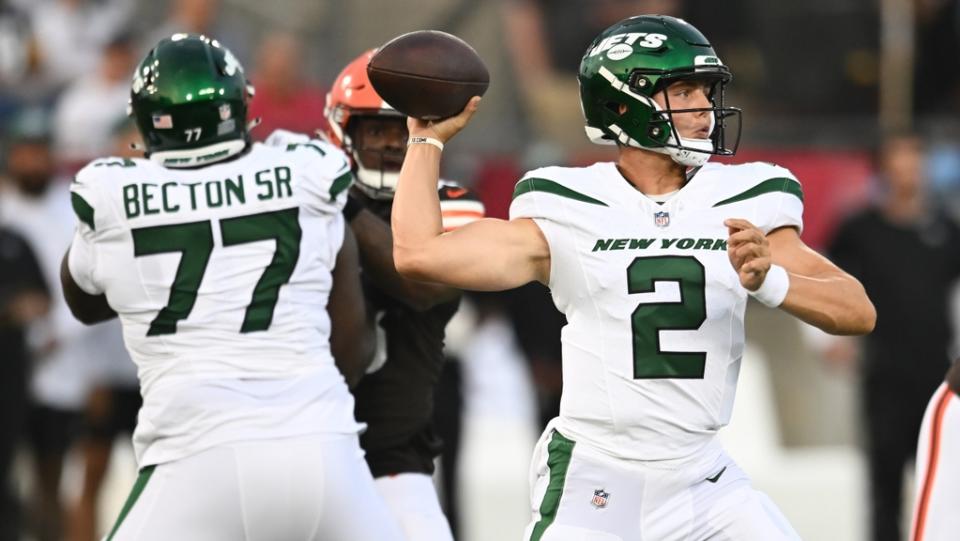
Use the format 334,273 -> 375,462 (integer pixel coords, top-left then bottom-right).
3,1 -> 960,541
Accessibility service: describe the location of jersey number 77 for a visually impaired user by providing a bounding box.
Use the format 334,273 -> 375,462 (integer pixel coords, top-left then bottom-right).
132,207 -> 301,336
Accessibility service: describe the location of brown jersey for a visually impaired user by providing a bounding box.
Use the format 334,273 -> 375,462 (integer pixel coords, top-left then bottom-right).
352,183 -> 483,477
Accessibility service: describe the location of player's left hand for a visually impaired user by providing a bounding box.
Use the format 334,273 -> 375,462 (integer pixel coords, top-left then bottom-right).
724,218 -> 771,291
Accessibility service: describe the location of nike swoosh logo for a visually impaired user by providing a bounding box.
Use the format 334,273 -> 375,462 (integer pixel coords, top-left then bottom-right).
705,466 -> 727,483
445,187 -> 468,198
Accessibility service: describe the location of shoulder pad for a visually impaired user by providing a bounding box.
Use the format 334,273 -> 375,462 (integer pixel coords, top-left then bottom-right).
76,156 -> 146,182
261,133 -> 352,210
747,161 -> 797,182
513,166 -> 609,207
264,129 -> 310,147
706,161 -> 804,234
265,129 -> 341,158
73,158 -> 139,233
517,165 -> 571,184
264,129 -> 350,177
708,161 -> 803,208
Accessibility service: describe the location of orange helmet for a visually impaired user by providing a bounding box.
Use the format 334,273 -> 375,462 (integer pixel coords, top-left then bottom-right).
325,49 -> 406,199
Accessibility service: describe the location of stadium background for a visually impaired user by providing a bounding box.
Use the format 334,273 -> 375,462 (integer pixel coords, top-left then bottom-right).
2,0 -> 959,540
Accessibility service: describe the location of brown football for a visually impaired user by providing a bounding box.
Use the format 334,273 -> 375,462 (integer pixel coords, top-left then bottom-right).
367,30 -> 489,120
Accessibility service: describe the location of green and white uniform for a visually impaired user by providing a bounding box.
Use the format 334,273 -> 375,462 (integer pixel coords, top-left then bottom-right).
511,160 -> 803,540
80,33 -> 405,540
68,130 -> 362,467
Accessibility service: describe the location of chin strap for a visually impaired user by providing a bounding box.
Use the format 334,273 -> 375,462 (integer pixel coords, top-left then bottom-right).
653,135 -> 714,167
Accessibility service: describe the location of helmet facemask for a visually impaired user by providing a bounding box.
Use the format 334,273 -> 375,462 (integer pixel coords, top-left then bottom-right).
644,73 -> 741,167
588,66 -> 741,167
344,113 -> 408,200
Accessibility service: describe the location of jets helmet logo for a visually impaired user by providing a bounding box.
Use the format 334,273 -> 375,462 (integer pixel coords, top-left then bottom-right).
588,32 -> 668,58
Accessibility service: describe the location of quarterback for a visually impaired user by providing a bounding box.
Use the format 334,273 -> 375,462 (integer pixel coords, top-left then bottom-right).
59,34 -> 403,540
392,15 -> 875,540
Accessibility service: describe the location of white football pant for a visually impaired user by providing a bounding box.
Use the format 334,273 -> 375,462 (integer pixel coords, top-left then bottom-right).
106,434 -> 405,541
375,472 -> 454,541
524,424 -> 800,541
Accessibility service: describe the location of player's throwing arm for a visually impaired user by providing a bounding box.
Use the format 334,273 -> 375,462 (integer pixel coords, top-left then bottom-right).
372,33 -> 549,291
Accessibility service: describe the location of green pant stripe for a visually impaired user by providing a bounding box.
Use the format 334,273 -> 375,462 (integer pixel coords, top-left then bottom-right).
530,430 -> 576,541
106,465 -> 156,541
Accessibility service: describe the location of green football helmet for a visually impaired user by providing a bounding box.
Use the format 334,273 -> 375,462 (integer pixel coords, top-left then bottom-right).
578,15 -> 741,167
129,34 -> 254,168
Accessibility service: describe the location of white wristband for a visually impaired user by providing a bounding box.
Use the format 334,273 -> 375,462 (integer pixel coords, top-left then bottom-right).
407,136 -> 444,151
749,264 -> 790,307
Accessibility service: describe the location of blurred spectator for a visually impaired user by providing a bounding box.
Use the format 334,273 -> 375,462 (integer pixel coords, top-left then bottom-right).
501,0 -> 680,149
66,119 -> 139,541
826,132 -> 960,541
0,1 -> 37,109
247,31 -> 327,141
10,0 -> 134,97
913,0 -> 960,115
0,226 -> 49,541
140,0 -> 217,47
139,0 -> 247,63
0,106 -> 125,541
455,292 -> 537,541
52,33 -> 135,172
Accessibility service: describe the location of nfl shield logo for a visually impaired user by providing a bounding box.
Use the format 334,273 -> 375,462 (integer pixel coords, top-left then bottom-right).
654,211 -> 670,228
591,489 -> 609,508
219,104 -> 232,120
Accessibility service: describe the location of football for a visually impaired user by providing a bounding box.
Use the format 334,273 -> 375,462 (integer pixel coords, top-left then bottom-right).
367,30 -> 490,120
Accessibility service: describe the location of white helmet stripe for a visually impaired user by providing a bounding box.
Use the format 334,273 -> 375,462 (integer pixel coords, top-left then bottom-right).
598,65 -> 658,109
598,65 -> 714,167
608,124 -> 640,147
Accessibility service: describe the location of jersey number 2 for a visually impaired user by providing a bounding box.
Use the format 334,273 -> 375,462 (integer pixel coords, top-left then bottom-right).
132,208 -> 301,336
627,256 -> 707,379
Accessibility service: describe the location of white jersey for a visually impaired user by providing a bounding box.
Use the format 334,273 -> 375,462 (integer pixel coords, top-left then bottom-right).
68,130 -> 362,466
510,161 -> 803,461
